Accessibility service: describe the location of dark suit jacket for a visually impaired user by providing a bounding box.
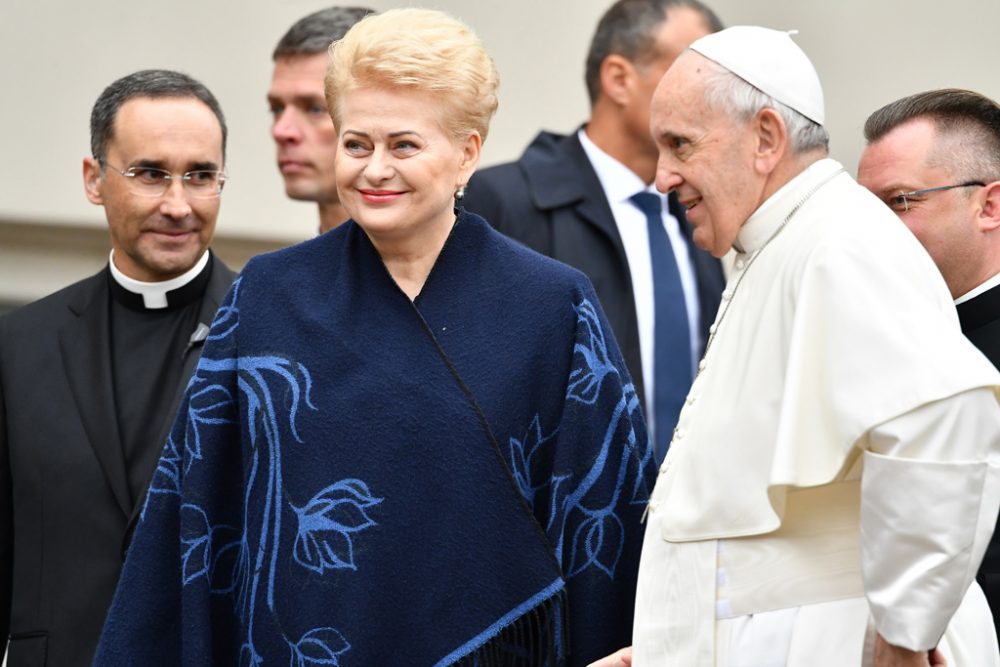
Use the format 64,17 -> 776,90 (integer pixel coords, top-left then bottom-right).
957,282 -> 1000,638
464,130 -> 724,403
0,256 -> 235,667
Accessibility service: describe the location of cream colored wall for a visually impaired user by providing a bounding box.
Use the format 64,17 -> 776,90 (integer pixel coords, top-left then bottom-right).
2,0 -> 999,305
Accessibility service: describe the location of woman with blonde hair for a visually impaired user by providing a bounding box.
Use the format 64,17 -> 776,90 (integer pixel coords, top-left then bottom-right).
94,9 -> 652,666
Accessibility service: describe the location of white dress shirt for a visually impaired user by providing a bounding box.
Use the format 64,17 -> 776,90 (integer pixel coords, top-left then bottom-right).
577,129 -> 701,443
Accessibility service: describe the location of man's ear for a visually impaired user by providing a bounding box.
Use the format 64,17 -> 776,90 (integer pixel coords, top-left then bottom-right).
978,181 -> 1000,233
598,54 -> 635,107
83,157 -> 104,205
751,108 -> 788,176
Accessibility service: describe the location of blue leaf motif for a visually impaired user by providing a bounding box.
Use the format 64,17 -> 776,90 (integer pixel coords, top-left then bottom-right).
508,415 -> 559,505
180,504 -> 212,585
566,513 -> 624,580
208,276 -> 241,342
292,479 -> 382,574
239,643 -> 262,667
566,299 -> 618,405
289,627 -> 351,666
180,504 -> 239,588
184,382 -> 236,470
145,434 -> 182,510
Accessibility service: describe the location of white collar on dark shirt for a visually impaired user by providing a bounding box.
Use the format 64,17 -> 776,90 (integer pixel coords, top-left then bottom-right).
108,250 -> 210,309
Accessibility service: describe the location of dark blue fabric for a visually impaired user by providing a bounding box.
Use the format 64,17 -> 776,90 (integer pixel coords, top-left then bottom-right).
629,193 -> 691,463
93,211 -> 655,666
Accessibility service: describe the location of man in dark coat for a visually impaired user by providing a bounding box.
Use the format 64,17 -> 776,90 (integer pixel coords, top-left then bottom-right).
464,0 -> 725,462
0,69 -> 236,666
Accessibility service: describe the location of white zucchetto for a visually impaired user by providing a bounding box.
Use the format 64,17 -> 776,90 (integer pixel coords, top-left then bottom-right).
689,25 -> 825,126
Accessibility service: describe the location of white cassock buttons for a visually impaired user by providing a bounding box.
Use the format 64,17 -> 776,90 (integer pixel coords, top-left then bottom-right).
698,359 -> 707,372
734,257 -> 746,271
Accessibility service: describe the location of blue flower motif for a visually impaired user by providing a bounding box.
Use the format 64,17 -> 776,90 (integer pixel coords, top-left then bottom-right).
566,513 -> 624,579
566,300 -> 618,405
292,479 -> 382,574
288,627 -> 351,666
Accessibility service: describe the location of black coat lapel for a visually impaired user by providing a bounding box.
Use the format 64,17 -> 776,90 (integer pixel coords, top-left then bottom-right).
522,131 -> 626,254
59,272 -> 131,517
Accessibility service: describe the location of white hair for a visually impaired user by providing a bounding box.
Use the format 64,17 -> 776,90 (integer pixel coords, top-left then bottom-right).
698,55 -> 829,155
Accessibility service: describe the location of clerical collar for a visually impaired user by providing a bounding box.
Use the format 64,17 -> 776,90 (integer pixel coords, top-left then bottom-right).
734,159 -> 841,254
955,269 -> 1000,305
108,250 -> 212,311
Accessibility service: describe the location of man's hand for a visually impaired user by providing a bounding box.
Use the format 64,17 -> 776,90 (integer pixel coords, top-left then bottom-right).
874,634 -> 946,667
586,646 -> 632,667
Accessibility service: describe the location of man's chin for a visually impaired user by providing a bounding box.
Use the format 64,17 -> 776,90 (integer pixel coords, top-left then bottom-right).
285,185 -> 340,207
138,247 -> 207,281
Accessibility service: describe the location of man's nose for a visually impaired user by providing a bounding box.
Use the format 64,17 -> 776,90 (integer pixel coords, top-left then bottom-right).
272,109 -> 303,142
159,177 -> 193,218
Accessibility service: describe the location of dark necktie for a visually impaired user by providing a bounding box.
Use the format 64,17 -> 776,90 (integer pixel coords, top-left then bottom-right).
629,192 -> 692,463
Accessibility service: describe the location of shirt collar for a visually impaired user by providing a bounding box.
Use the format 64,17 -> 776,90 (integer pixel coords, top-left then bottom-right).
577,127 -> 657,202
108,249 -> 211,310
955,269 -> 1000,305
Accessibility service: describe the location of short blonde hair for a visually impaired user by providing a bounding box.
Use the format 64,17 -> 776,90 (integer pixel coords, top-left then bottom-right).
325,8 -> 499,142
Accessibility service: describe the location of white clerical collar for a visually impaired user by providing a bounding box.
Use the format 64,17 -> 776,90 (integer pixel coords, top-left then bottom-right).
108,250 -> 210,309
735,158 -> 841,253
955,270 -> 1000,305
577,128 -> 657,202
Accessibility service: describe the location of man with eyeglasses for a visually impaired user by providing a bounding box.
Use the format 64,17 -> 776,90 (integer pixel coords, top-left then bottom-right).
859,88 -> 1000,644
0,69 -> 235,667
268,6 -> 372,234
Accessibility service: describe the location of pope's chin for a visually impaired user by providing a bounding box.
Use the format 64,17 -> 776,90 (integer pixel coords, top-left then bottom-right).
690,224 -> 725,258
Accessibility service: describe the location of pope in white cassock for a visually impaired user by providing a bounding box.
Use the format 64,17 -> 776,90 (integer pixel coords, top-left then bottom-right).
590,26 -> 1000,667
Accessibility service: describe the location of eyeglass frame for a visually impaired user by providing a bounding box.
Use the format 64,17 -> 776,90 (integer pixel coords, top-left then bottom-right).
99,159 -> 228,198
888,181 -> 986,213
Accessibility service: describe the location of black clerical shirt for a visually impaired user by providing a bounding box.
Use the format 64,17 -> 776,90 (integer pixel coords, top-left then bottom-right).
107,256 -> 213,506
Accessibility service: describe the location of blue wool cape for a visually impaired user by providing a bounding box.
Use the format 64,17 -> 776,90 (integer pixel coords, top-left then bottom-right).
93,211 -> 655,666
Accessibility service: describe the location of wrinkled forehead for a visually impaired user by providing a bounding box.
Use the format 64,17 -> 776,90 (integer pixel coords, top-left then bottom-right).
652,52 -> 714,120
656,50 -> 710,99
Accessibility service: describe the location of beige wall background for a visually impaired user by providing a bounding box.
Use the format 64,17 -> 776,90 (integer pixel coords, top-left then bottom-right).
2,0 -> 999,306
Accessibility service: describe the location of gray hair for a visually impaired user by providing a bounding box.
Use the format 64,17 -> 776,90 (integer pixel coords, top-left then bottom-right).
90,69 -> 227,164
700,56 -> 829,155
585,0 -> 722,105
864,88 -> 1000,184
273,6 -> 374,59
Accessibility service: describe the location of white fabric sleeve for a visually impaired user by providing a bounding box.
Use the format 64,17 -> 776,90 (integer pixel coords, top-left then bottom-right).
860,387 -> 1000,651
